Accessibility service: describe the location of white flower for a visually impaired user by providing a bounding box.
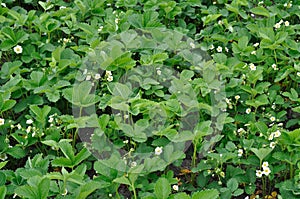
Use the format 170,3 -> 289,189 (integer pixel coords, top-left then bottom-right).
268,133 -> 274,141
225,98 -> 231,104
1,3 -> 6,7
284,21 -> 290,26
190,42 -> 196,49
60,6 -> 66,9
270,142 -> 276,149
262,161 -> 269,169
262,167 -> 271,176
157,69 -> 162,76
217,46 -> 222,52
94,73 -> 101,80
0,118 -> 4,126
271,63 -> 278,70
123,140 -> 129,144
17,123 -> 21,129
218,20 -> 223,25
86,75 -> 91,81
249,63 -> 256,71
106,70 -> 112,76
107,75 -> 113,82
253,43 -> 259,47
246,108 -> 251,114
270,116 -> 276,122
26,126 -> 31,133
235,95 -> 240,100
245,196 -> 249,199
115,18 -> 119,24
108,193 -> 113,197
48,117 -> 54,123
155,146 -> 163,155
274,23 -> 281,29
274,130 -> 281,138
238,149 -> 243,157
172,185 -> 179,191
98,26 -> 103,32
256,170 -> 263,178
130,161 -> 137,168
228,26 -> 233,32
14,45 -> 23,54
271,104 -> 276,109
225,47 -> 229,52
297,72 -> 300,77
251,51 -> 256,55
209,44 -> 215,50
258,1 -> 263,5
26,119 -> 33,124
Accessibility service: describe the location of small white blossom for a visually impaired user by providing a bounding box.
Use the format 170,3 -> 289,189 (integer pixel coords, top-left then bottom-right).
14,45 -> 23,54
130,161 -> 137,168
218,20 -> 223,25
26,126 -> 31,133
115,18 -> 119,24
235,95 -> 240,100
274,23 -> 281,29
253,43 -> 259,47
271,63 -> 278,70
284,21 -> 290,26
268,133 -> 274,141
225,47 -> 229,52
256,170 -> 263,178
98,26 -> 103,32
26,119 -> 33,124
270,116 -> 276,122
155,146 -> 163,155
48,117 -> 54,123
238,149 -> 243,157
157,69 -> 162,76
262,161 -> 269,169
1,3 -> 6,7
246,108 -> 251,114
0,118 -> 4,126
220,171 -> 225,178
94,73 -> 101,80
190,42 -> 196,49
209,44 -> 215,50
86,75 -> 91,81
249,63 -> 256,71
123,140 -> 129,144
107,75 -> 113,82
62,188 -> 68,196
262,167 -> 271,176
228,26 -> 233,32
217,46 -> 223,52
17,123 -> 21,129
251,51 -> 256,55
172,185 -> 179,191
274,130 -> 281,137
258,1 -> 263,5
297,72 -> 300,77
270,142 -> 276,149
106,70 -> 112,76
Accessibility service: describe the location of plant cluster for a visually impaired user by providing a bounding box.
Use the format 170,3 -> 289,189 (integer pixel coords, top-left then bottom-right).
0,0 -> 300,198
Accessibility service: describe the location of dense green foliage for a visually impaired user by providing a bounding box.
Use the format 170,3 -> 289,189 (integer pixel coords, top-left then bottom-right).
0,0 -> 300,198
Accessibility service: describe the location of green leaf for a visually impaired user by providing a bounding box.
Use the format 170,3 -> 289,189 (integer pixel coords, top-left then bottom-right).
0,173 -> 6,186
154,177 -> 171,199
250,6 -> 270,17
74,148 -> 91,166
173,192 -> 190,199
250,148 -> 273,162
0,186 -> 6,199
6,146 -> 26,159
75,181 -> 100,199
192,189 -> 219,199
38,178 -> 50,199
58,141 -> 75,161
227,178 -> 238,192
0,161 -> 8,170
113,176 -> 131,186
108,82 -> 132,99
255,121 -> 268,134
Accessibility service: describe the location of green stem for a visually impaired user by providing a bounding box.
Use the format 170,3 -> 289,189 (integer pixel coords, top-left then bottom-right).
290,163 -> 294,179
131,183 -> 137,199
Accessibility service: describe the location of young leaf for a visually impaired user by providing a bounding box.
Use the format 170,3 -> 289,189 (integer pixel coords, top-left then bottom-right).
154,177 -> 171,199
192,189 -> 219,199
